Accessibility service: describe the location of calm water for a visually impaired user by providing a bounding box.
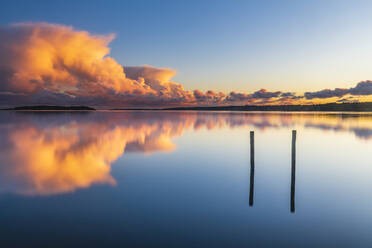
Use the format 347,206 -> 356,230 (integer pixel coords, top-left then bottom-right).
0,111 -> 371,247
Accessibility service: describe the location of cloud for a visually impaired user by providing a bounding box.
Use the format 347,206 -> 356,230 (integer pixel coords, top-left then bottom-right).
0,22 -> 198,106
304,88 -> 348,99
304,81 -> 372,100
336,96 -> 359,103
192,89 -> 226,104
224,89 -> 299,104
280,92 -> 298,98
0,22 -> 300,107
349,80 -> 372,95
6,22 -> 372,107
252,89 -> 281,99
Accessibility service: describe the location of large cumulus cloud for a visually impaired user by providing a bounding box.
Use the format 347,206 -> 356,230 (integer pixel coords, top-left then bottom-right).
0,22 -> 300,107
0,22 -> 197,106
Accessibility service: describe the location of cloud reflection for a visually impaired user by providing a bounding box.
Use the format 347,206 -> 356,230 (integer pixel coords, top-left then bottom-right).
1,111 -> 372,196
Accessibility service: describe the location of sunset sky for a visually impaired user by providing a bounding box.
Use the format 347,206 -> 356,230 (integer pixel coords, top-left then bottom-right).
1,0 -> 372,107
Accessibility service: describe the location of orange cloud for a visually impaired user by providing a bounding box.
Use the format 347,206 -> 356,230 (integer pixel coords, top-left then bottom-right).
0,22 -> 302,107
6,22 -> 372,106
0,23 -> 159,94
0,23 -> 194,104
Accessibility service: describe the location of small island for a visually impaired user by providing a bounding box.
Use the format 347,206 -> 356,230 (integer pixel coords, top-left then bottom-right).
4,105 -> 96,111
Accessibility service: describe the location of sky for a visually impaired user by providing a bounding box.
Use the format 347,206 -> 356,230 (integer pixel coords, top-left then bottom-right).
1,0 -> 372,107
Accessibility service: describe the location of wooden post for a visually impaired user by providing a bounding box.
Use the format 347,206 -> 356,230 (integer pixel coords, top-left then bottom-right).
249,131 -> 255,206
291,130 -> 296,213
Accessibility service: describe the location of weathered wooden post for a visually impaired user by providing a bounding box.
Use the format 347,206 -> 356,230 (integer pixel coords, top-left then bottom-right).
249,131 -> 255,206
291,130 -> 296,213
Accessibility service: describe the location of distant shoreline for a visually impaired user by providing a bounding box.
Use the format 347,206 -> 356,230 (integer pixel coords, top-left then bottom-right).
113,102 -> 372,112
3,102 -> 372,112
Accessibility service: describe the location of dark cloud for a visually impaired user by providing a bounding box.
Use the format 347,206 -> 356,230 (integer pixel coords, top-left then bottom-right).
225,89 -> 290,104
225,92 -> 251,102
304,81 -> 372,100
251,89 -> 281,99
304,88 -> 348,99
349,80 -> 372,95
281,92 -> 297,97
281,92 -> 293,97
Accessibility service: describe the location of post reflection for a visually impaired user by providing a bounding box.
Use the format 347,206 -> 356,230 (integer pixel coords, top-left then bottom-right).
291,130 -> 296,213
249,131 -> 254,206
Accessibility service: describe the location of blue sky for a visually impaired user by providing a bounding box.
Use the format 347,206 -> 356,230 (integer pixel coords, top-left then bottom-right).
2,0 -> 372,94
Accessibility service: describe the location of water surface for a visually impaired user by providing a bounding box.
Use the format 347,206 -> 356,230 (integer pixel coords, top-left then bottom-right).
0,111 -> 371,247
